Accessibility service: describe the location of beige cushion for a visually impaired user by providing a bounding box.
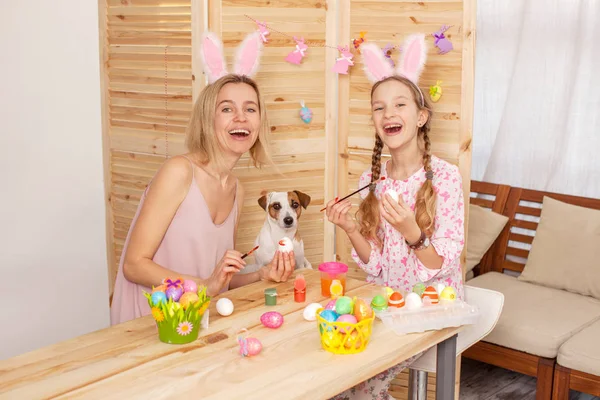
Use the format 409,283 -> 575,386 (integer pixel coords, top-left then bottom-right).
558,318 -> 600,376
466,204 -> 509,273
469,272 -> 600,358
518,196 -> 600,300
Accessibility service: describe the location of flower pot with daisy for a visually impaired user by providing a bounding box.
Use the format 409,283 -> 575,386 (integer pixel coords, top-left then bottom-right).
143,278 -> 211,344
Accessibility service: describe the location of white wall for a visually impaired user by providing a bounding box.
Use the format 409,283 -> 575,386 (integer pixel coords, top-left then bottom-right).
0,1 -> 110,359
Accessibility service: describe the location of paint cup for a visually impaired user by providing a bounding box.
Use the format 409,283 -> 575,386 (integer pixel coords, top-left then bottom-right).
318,262 -> 348,297
264,288 -> 277,306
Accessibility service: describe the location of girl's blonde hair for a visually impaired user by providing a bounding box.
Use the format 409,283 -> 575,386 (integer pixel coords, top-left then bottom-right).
185,74 -> 272,171
357,75 -> 437,247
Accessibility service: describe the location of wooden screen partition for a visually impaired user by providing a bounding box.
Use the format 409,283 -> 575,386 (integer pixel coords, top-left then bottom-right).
336,0 -> 476,281
214,1 -> 337,268
100,0 -> 337,296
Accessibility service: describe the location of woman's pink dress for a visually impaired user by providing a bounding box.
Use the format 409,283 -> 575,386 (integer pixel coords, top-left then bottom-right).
110,160 -> 238,325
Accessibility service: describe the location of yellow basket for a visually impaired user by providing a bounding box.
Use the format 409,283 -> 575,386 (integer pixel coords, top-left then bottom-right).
315,308 -> 374,354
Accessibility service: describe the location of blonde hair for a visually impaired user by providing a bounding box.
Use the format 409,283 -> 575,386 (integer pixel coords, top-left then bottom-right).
357,75 -> 437,247
185,74 -> 272,171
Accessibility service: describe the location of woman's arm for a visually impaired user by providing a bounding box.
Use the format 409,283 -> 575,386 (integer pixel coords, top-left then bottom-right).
122,156 -> 204,288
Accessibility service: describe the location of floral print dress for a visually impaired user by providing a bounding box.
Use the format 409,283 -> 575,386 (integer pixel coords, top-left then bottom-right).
330,155 -> 465,400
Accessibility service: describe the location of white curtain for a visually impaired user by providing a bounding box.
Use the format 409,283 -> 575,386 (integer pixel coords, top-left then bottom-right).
472,0 -> 600,199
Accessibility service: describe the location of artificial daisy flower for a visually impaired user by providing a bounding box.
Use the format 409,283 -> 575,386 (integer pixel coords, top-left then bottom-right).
151,307 -> 164,322
176,321 -> 193,336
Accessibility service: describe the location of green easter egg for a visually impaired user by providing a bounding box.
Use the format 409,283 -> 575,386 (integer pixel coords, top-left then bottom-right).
370,294 -> 388,311
413,283 -> 426,297
335,296 -> 353,315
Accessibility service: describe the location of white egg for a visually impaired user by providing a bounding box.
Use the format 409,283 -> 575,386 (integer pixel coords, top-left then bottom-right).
216,298 -> 234,316
278,237 -> 294,253
405,292 -> 423,310
303,302 -> 323,321
436,283 -> 446,296
386,189 -> 399,203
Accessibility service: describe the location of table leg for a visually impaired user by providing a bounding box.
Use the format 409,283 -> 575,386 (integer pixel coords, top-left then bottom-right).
435,334 -> 457,400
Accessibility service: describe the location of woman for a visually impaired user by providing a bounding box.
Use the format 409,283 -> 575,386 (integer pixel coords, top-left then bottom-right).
110,70 -> 295,325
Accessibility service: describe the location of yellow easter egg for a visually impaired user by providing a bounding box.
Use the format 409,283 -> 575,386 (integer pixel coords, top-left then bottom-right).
322,331 -> 342,349
330,279 -> 344,299
440,286 -> 457,302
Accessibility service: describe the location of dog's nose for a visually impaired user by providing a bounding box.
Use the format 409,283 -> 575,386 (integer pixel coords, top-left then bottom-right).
283,216 -> 294,226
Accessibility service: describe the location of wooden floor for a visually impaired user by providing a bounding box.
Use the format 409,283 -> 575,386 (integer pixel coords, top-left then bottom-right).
460,359 -> 600,400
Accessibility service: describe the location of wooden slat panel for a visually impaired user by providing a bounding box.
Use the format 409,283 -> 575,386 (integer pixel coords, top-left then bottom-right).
502,260 -> 525,273
511,219 -> 538,231
508,232 -> 534,245
515,205 -> 542,218
471,197 -> 494,209
506,246 -> 530,259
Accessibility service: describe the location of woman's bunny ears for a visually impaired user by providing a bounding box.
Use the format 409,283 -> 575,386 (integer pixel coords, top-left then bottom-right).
200,31 -> 263,84
360,34 -> 427,85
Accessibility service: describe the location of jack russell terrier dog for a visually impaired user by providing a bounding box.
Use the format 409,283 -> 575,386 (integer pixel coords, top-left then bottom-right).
242,190 -> 313,274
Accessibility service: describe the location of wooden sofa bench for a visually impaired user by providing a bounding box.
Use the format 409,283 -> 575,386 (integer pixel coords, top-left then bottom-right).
464,182 -> 600,400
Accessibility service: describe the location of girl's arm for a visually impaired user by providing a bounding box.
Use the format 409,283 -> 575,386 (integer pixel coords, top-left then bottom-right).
122,156 -> 208,288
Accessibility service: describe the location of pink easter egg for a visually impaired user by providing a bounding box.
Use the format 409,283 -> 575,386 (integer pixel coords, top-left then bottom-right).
325,299 -> 337,311
336,314 -> 358,333
239,337 -> 263,357
260,311 -> 284,329
183,279 -> 198,293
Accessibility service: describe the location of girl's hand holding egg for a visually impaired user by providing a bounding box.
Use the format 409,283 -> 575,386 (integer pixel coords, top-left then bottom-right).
380,190 -> 421,241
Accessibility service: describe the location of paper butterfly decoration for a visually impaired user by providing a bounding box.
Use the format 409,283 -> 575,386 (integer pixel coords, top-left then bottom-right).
332,46 -> 354,75
352,31 -> 367,54
256,21 -> 270,43
360,33 -> 428,87
383,43 -> 395,67
199,31 -> 263,84
429,80 -> 443,102
285,37 -> 308,65
432,25 -> 453,54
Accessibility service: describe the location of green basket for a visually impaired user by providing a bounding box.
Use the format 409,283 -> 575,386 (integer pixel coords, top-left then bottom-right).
144,287 -> 211,345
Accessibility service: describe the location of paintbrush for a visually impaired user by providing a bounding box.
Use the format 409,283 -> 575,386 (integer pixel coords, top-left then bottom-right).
241,245 -> 259,259
320,176 -> 386,212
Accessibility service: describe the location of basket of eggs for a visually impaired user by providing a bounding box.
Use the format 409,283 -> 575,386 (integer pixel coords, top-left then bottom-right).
315,296 -> 374,354
143,278 -> 211,344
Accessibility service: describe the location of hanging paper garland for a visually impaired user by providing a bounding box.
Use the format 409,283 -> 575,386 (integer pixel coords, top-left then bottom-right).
352,31 -> 367,53
299,100 -> 313,124
383,43 -> 395,67
429,80 -> 443,102
332,45 -> 354,74
432,25 -> 453,54
285,37 -> 308,65
256,21 -> 270,43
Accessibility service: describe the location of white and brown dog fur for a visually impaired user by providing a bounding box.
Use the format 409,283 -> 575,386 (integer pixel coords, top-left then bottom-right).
242,190 -> 312,274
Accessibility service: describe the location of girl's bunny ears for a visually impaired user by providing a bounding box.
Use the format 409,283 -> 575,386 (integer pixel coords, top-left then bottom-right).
200,31 -> 263,84
360,34 -> 427,86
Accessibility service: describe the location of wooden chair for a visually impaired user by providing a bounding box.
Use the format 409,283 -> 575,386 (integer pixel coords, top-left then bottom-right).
463,186 -> 600,400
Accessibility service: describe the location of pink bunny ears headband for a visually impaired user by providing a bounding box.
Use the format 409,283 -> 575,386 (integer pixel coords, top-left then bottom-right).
200,31 -> 263,84
360,34 -> 428,106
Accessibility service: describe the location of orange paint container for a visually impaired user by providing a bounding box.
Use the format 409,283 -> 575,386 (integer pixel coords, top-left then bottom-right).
318,262 -> 348,297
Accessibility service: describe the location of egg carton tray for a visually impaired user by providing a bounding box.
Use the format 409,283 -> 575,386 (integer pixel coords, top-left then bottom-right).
375,300 -> 480,336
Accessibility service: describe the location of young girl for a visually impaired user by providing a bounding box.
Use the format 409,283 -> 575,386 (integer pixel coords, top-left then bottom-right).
326,34 -> 465,399
110,32 -> 294,325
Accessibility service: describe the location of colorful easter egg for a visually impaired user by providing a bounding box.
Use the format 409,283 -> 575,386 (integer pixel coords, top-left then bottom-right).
179,292 -> 199,309
370,294 -> 388,312
344,330 -> 362,349
299,100 -> 313,123
278,237 -> 293,253
260,311 -> 284,329
353,298 -> 373,322
440,286 -> 457,302
151,291 -> 167,306
386,189 -> 400,203
239,337 -> 262,357
336,314 -> 358,333
216,298 -> 234,316
388,291 -> 405,308
422,286 -> 439,305
182,279 -> 197,293
385,287 -> 394,298
412,283 -> 426,297
303,303 -> 323,321
335,296 -> 353,315
322,331 -> 342,348
324,299 -> 337,311
436,283 -> 446,296
165,286 -> 183,302
405,292 -> 423,309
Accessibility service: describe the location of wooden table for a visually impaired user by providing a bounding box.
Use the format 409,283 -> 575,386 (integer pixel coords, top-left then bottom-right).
0,271 -> 460,400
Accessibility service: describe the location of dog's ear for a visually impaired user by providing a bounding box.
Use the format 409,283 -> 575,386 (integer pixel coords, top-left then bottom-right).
294,190 -> 311,209
258,194 -> 268,211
